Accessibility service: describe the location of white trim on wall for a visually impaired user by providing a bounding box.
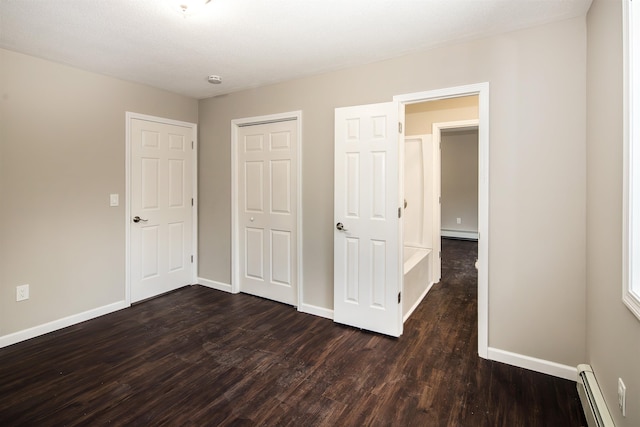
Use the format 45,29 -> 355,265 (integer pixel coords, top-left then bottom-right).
487,347 -> 578,381
623,0 -> 640,321
441,230 -> 479,240
0,301 -> 128,349
299,303 -> 334,320
395,83 -> 490,359
230,111 -> 303,308
198,277 -> 232,293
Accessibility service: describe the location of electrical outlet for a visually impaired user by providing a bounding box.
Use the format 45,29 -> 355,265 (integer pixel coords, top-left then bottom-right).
16,284 -> 29,301
456,217 -> 462,224
618,378 -> 627,417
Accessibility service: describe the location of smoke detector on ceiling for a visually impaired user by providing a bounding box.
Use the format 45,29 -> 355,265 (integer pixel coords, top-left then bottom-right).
207,75 -> 222,84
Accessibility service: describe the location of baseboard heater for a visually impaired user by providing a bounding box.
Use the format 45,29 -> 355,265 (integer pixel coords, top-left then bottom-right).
577,364 -> 615,427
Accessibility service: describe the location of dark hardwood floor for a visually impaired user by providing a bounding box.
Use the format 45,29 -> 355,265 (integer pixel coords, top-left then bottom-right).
0,239 -> 586,426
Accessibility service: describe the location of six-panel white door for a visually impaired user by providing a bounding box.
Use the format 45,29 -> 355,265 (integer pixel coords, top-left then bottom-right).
130,118 -> 194,302
334,102 -> 403,337
237,120 -> 297,305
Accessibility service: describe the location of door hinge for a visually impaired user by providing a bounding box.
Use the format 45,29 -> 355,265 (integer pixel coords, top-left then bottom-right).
191,255 -> 194,263
439,196 -> 441,204
398,292 -> 401,304
398,207 -> 402,218
191,198 -> 194,206
398,122 -> 403,134
191,141 -> 194,149
439,251 -> 441,258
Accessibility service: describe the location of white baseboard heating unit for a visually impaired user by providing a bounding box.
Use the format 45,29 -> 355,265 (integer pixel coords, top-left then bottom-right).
577,364 -> 615,427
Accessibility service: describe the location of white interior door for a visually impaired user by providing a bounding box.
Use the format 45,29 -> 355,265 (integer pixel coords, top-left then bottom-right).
237,120 -> 297,305
334,102 -> 403,337
130,117 -> 194,302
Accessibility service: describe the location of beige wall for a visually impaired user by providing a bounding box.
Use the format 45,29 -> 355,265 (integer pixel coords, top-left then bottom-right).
586,0 -> 640,425
441,129 -> 479,233
405,95 -> 478,135
406,97 -> 479,236
0,49 -> 198,336
199,17 -> 587,366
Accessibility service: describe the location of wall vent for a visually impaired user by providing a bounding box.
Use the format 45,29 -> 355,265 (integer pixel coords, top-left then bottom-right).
577,364 -> 615,427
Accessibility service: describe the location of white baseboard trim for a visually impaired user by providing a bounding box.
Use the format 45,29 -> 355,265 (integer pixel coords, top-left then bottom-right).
197,280 -> 332,320
441,229 -> 479,240
298,303 -> 334,320
0,300 -> 129,349
487,347 -> 577,381
403,282 -> 434,322
197,277 -> 233,293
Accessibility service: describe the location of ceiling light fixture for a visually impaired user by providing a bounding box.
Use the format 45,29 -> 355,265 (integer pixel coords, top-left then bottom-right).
173,0 -> 211,15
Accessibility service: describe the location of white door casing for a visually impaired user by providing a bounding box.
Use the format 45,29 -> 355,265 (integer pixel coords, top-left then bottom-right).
127,114 -> 197,303
235,118 -> 299,305
334,101 -> 404,337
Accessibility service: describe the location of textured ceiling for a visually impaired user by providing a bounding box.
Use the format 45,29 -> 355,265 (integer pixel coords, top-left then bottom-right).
0,0 -> 592,99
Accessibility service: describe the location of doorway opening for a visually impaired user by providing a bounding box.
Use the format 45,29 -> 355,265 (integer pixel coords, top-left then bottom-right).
439,125 -> 480,241
395,83 -> 489,358
401,109 -> 479,322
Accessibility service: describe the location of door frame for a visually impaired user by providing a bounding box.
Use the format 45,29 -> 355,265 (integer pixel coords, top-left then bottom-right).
395,83 -> 489,358
230,111 -> 303,308
432,119 -> 480,281
125,112 -> 199,305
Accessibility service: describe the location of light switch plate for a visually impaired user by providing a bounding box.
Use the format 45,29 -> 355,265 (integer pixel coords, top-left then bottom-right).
16,284 -> 29,301
110,193 -> 119,207
618,378 -> 626,417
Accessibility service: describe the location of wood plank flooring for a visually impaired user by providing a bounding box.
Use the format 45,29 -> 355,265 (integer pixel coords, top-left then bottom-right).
0,239 -> 587,426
